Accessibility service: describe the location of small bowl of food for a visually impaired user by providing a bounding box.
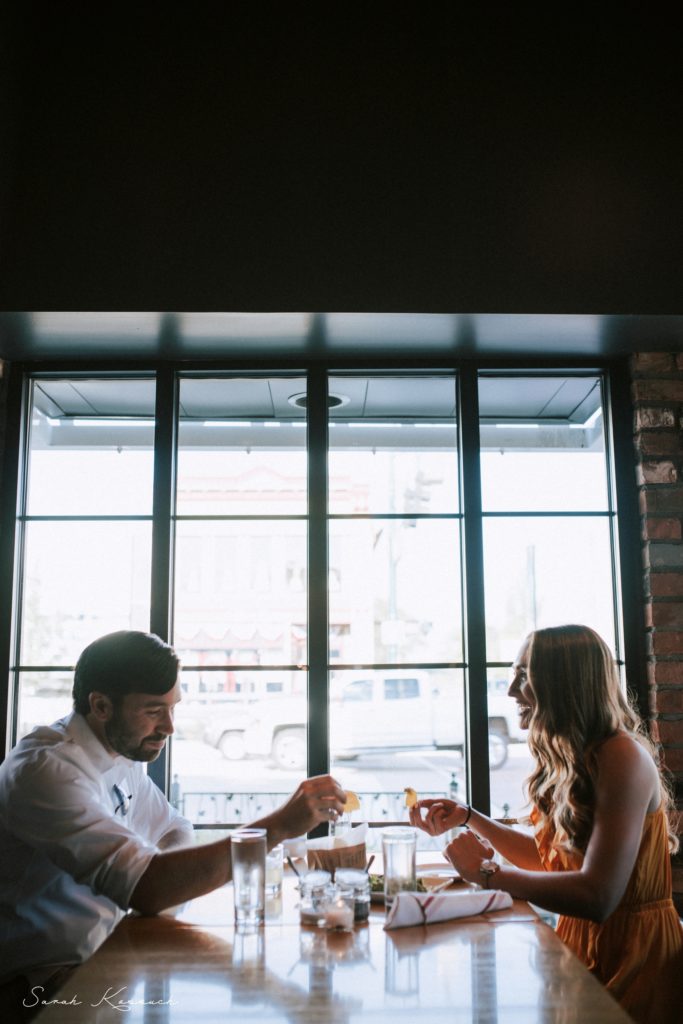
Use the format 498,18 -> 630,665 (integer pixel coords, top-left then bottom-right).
368,873 -> 427,904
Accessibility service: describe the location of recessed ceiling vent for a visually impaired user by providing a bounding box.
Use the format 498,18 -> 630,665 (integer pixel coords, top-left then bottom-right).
287,392 -> 349,410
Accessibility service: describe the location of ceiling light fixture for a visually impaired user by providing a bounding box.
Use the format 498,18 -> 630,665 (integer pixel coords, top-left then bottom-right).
287,392 -> 349,410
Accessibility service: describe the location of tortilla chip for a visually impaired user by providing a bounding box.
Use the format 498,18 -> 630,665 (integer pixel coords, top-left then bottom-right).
404,787 -> 418,808
343,790 -> 360,813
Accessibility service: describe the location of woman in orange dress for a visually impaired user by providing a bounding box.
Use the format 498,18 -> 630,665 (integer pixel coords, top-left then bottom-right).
410,625 -> 682,1024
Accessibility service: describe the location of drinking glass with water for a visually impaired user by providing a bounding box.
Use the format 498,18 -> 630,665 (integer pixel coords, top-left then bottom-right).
231,827 -> 267,928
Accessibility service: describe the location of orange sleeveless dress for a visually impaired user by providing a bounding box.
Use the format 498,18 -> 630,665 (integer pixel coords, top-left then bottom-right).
532,805 -> 683,1024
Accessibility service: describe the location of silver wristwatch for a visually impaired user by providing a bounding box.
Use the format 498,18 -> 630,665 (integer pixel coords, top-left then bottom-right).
479,859 -> 501,889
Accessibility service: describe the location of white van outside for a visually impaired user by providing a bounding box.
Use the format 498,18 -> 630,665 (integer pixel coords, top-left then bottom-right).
203,671 -> 524,771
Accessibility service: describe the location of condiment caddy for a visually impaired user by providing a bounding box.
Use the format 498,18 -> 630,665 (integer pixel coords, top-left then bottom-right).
297,868 -> 371,931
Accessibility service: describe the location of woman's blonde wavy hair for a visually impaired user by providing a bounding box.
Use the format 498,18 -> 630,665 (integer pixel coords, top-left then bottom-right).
525,624 -> 678,855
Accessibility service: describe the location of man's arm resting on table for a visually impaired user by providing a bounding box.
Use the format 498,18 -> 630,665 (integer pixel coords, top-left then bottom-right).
130,836 -> 233,915
130,773 -> 347,914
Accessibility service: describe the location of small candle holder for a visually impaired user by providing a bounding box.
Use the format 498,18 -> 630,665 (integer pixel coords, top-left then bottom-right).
299,869 -> 333,927
323,896 -> 354,932
335,868 -> 370,923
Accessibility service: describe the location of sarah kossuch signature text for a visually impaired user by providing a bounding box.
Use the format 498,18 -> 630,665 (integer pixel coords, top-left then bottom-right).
24,985 -> 176,1012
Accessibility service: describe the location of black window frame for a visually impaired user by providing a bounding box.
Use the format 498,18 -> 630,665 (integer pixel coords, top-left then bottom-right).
0,355 -> 646,825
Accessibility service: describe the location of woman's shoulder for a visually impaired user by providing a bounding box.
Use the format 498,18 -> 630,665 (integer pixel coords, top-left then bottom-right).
594,730 -> 652,764
593,732 -> 660,808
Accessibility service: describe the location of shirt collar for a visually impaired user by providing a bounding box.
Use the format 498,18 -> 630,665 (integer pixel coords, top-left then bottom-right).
64,710 -> 125,773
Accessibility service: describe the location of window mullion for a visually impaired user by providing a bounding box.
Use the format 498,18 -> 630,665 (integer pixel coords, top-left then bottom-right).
307,368 -> 329,796
0,367 -> 30,759
148,364 -> 178,793
459,366 -> 491,814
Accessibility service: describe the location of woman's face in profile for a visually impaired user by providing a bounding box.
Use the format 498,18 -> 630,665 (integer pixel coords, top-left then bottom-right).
507,636 -> 534,730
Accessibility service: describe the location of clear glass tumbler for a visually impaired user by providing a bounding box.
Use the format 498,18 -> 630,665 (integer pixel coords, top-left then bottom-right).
382,827 -> 417,911
231,827 -> 267,928
265,843 -> 284,897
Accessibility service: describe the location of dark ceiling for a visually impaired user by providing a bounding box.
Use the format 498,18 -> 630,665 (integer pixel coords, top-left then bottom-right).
1,11 -> 683,361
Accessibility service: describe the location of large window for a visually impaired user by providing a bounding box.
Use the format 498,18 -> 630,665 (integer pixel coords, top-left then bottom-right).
327,375 -> 465,824
3,367 -> 625,833
478,374 -> 620,815
172,375 -> 309,824
9,377 -> 156,741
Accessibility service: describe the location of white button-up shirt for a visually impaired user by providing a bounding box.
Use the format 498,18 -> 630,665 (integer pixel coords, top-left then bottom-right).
0,711 -> 193,983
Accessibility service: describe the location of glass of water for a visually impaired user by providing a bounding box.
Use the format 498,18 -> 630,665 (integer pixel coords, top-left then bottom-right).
265,843 -> 283,897
330,812 -> 352,838
382,827 -> 417,912
231,828 -> 267,928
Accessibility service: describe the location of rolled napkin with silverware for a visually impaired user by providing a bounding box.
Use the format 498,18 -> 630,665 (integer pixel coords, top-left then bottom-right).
384,887 -> 512,929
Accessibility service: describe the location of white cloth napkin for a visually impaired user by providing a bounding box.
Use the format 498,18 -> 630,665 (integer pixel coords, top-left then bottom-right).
384,888 -> 512,929
306,821 -> 368,851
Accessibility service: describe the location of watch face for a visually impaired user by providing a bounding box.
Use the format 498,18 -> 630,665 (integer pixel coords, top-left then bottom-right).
480,860 -> 499,875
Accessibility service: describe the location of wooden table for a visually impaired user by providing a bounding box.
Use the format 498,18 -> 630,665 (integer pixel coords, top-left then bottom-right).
33,868 -> 632,1023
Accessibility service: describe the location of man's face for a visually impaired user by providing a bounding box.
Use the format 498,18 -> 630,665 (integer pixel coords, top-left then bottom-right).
104,681 -> 182,761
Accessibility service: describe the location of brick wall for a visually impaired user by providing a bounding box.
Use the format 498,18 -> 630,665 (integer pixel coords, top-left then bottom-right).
631,351 -> 683,912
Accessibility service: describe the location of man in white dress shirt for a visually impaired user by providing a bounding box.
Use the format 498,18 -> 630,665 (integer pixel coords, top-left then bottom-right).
0,630 -> 345,1019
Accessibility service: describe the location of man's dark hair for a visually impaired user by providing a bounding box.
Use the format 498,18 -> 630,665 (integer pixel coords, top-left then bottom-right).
72,631 -> 180,715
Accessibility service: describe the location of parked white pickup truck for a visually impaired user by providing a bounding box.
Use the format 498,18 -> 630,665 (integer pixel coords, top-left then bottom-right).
203,672 -> 524,771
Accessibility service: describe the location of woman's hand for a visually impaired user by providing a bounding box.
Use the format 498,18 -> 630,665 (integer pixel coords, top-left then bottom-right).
409,798 -> 469,836
444,830 -> 495,884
